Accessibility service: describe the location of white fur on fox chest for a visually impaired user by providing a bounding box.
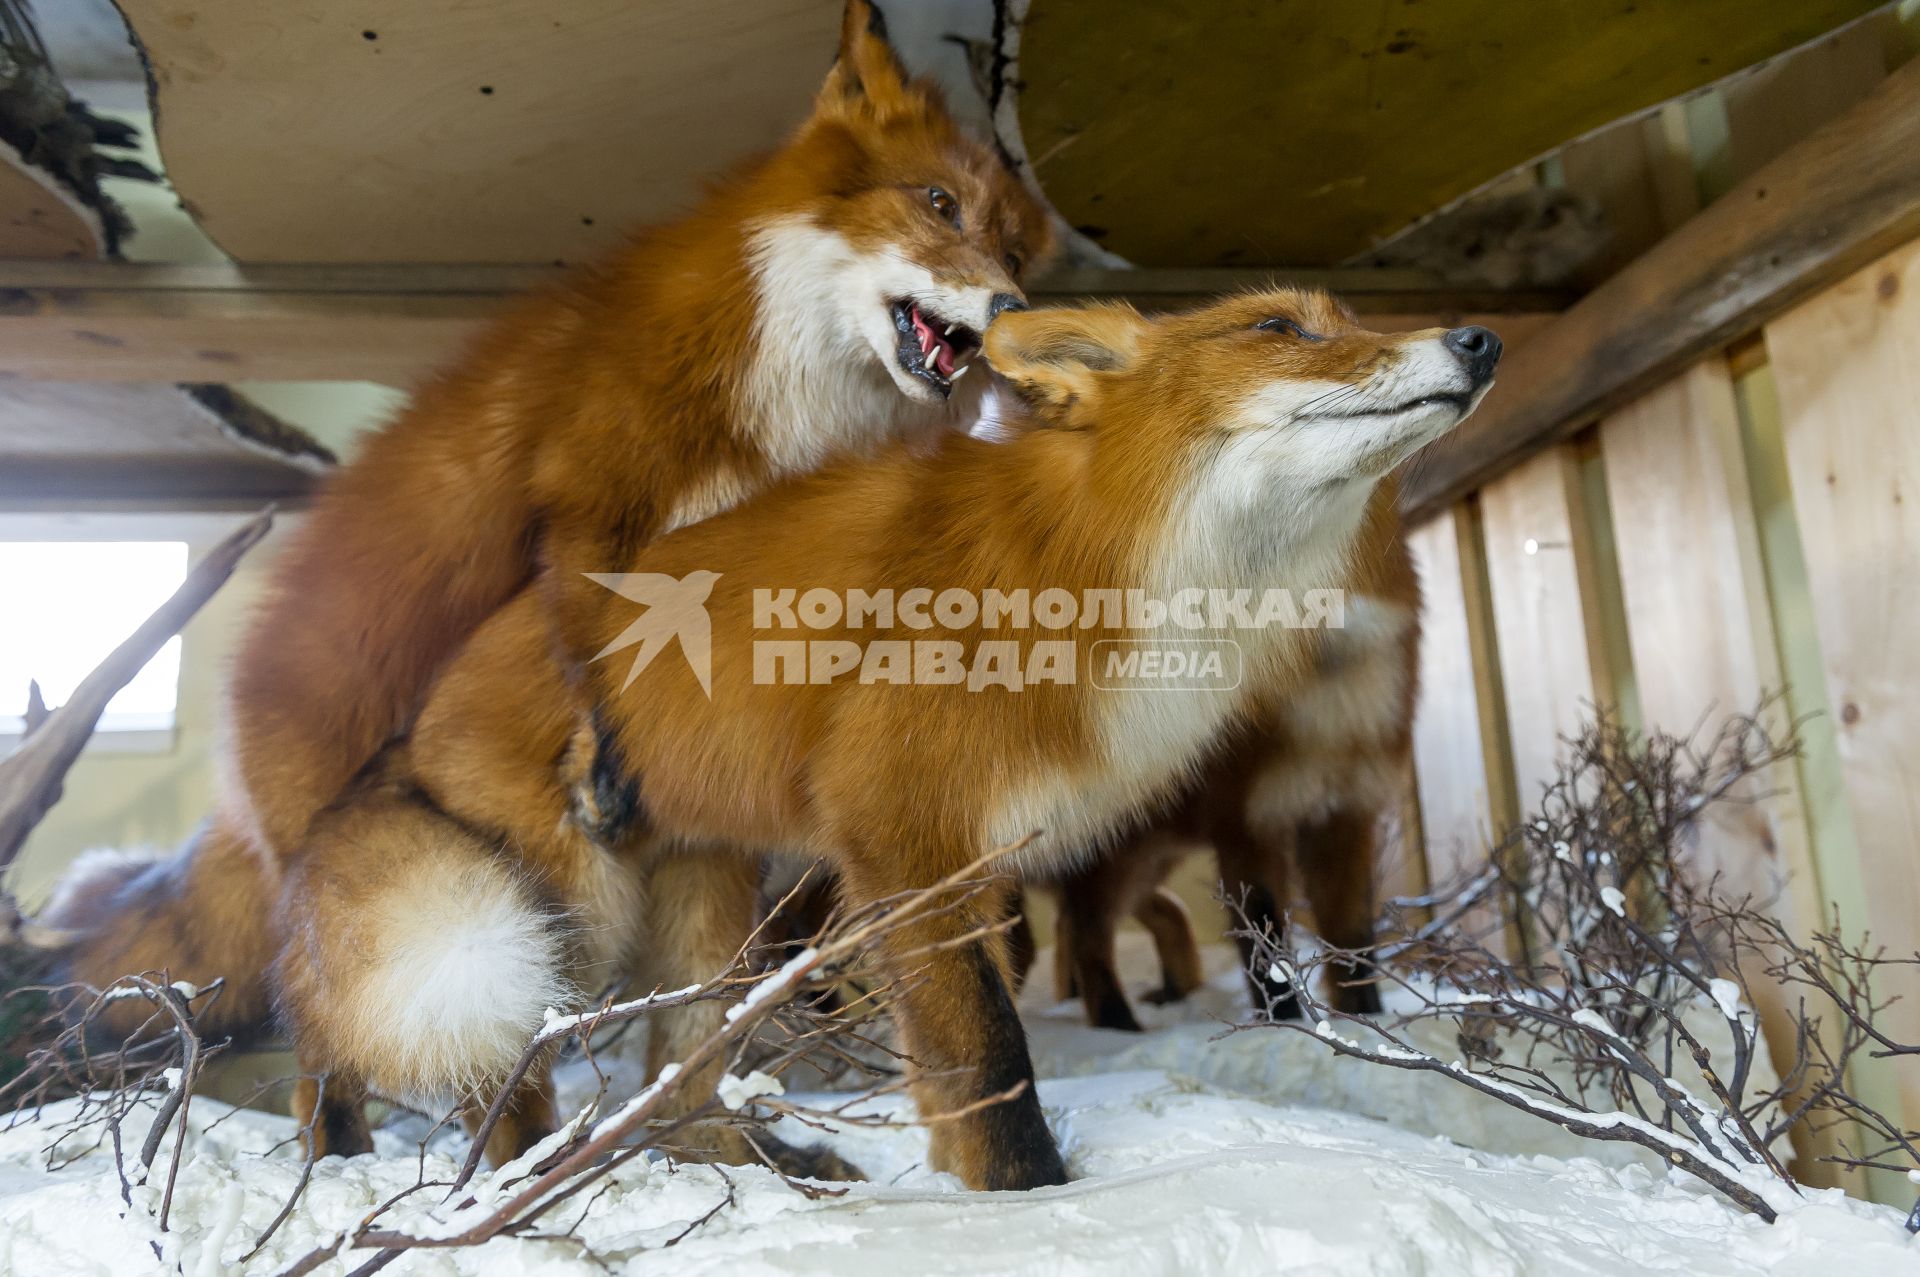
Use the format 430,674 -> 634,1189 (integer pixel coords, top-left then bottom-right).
985,443 -> 1375,870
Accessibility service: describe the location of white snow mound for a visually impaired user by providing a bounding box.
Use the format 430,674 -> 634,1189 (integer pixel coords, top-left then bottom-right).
0,941 -> 1911,1275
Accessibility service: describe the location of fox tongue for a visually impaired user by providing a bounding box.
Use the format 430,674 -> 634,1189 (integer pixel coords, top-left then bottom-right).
911,307 -> 957,378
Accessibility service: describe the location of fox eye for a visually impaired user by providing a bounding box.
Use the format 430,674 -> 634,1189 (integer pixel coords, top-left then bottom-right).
1257,316 -> 1321,341
927,187 -> 959,223
1004,251 -> 1023,277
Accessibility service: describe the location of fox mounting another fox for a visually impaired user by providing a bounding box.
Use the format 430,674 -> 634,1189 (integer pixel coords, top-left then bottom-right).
270,290 -> 1500,1190
38,0 -> 1050,1051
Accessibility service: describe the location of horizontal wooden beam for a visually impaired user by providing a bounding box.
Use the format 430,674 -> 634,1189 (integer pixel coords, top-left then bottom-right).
0,261 -> 1564,386
0,457 -> 317,506
1402,54 -> 1920,524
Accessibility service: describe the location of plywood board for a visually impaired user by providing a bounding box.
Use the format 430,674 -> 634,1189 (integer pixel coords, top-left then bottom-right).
1557,107 -> 1697,287
120,0 -> 840,263
1766,237 -> 1920,1128
0,382 -> 317,503
1718,14 -> 1894,189
0,138 -> 104,259
1016,0 -> 1882,266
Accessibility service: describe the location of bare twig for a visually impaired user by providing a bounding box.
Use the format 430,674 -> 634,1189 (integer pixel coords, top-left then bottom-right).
1235,702 -> 1918,1230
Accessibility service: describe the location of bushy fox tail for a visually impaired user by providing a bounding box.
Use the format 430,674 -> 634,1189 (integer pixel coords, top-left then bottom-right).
30,814 -> 280,1046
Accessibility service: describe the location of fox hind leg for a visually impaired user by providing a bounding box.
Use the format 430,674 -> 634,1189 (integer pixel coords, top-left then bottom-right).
1296,807 -> 1384,1016
1135,887 -> 1204,1007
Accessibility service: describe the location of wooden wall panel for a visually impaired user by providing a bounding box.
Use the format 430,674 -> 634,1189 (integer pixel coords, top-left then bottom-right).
1478,448 -> 1614,811
1407,508 -> 1505,879
1600,364 -> 1817,914
1766,238 -> 1920,1126
1600,360 -> 1839,1177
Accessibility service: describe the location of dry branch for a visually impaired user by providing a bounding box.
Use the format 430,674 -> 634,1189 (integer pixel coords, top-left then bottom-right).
1234,703 -> 1919,1229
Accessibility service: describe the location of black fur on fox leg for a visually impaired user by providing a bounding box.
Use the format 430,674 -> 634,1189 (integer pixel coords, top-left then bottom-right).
1331,954 -> 1384,1016
318,1091 -> 373,1159
571,708 -> 648,848
1232,884 -> 1301,1019
965,945 -> 1070,1190
1076,955 -> 1143,1032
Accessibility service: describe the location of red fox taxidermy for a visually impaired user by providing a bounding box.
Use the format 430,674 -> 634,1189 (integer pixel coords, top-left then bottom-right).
1038,497 -> 1421,1031
269,290 -> 1501,1190
37,0 -> 1050,1051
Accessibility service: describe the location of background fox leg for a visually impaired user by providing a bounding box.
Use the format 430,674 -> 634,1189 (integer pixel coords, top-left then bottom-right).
291,1067 -> 372,1160
842,861 -> 1066,1191
1296,808 -> 1384,1015
1069,908 -> 1140,1032
1050,901 -> 1079,1001
1135,886 -> 1204,1006
1002,893 -> 1037,996
1213,810 -> 1301,1019
463,1056 -> 559,1167
628,846 -> 769,1166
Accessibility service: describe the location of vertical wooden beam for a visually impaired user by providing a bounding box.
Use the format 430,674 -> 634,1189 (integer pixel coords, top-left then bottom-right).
1765,238 -> 1920,1134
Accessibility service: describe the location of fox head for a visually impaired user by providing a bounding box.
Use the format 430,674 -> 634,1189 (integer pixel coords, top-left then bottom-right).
745,0 -> 1054,449
985,289 -> 1499,577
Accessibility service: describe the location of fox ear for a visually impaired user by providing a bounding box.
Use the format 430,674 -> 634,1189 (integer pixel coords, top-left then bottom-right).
983,304 -> 1150,416
817,0 -> 914,118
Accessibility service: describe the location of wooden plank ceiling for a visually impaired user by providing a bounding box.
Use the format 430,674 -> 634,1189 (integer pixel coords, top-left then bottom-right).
0,86 -> 319,500
1015,0 -> 1885,266
116,0 -> 841,263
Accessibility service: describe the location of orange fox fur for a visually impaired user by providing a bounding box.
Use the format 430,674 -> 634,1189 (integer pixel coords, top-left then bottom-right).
1039,497 -> 1421,1031
268,290 -> 1501,1190
39,0 -> 1050,1051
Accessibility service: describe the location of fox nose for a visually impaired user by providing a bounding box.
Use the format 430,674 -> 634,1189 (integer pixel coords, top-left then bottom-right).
988,293 -> 1028,323
1443,326 -> 1503,382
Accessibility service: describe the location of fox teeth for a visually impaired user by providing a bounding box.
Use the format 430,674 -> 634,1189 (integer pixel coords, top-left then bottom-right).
944,324 -> 957,336
950,363 -> 971,381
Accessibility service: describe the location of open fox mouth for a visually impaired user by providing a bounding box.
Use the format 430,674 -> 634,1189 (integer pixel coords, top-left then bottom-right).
890,299 -> 982,396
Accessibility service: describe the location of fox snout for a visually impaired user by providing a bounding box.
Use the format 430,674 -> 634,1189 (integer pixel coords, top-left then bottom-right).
1442,325 -> 1502,385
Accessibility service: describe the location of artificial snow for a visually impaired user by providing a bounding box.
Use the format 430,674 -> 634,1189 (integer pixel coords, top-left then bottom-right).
0,941 -> 1912,1275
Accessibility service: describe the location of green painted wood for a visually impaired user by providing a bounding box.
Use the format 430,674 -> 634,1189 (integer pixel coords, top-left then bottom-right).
1017,0 -> 1885,266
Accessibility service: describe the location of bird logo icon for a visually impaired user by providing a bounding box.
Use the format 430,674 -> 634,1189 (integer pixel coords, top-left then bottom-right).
586,570 -> 720,697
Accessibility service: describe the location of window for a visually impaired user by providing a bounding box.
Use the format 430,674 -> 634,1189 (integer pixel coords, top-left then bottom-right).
0,541 -> 188,746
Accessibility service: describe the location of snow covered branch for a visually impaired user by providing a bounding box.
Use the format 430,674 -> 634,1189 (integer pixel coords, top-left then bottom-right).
1234,702 -> 1918,1229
